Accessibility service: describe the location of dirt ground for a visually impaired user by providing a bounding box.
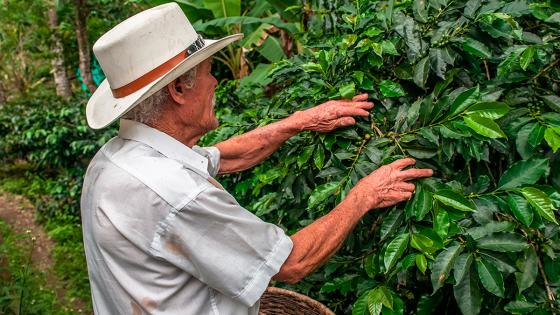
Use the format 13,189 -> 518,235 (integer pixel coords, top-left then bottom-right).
0,191 -> 89,314
0,192 -> 54,271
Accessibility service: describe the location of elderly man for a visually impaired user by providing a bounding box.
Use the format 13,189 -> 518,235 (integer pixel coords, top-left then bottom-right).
81,3 -> 432,315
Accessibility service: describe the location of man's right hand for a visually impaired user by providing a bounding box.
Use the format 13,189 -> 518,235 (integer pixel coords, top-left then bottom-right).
348,158 -> 433,213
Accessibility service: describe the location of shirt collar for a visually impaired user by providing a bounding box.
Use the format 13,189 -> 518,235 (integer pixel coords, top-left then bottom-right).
118,119 -> 209,175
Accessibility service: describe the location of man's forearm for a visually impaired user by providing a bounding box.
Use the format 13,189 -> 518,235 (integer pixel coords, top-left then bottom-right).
215,112 -> 305,174
273,194 -> 368,284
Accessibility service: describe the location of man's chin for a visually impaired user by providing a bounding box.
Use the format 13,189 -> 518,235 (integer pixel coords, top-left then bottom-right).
206,119 -> 219,132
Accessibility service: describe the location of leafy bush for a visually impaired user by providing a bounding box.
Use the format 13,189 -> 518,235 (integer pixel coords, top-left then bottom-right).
202,0 -> 560,314
0,94 -> 115,311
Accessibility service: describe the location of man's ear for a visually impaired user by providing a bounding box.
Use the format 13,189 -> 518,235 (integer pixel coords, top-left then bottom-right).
167,78 -> 185,105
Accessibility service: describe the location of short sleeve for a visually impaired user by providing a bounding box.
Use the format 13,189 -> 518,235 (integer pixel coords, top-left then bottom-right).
150,184 -> 293,306
192,146 -> 221,177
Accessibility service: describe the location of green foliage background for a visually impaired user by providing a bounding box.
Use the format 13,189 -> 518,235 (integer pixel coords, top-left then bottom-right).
1,0 -> 560,314
201,0 -> 560,314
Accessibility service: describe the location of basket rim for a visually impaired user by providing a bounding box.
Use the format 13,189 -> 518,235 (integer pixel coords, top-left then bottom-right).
263,287 -> 335,315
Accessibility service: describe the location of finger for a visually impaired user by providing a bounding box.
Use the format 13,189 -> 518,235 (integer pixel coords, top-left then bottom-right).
389,158 -> 416,170
335,117 -> 356,128
336,106 -> 370,117
337,100 -> 374,109
387,191 -> 413,203
395,182 -> 415,192
352,101 -> 374,110
352,93 -> 369,102
398,168 -> 434,181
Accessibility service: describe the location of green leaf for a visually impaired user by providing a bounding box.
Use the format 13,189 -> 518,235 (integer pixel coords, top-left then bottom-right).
465,102 -> 510,119
384,234 -> 409,272
382,293 -> 404,315
504,301 -> 537,314
308,182 -> 340,208
416,254 -> 428,274
339,82 -> 356,99
447,86 -> 480,118
466,221 -> 514,240
430,48 -> 448,79
195,16 -> 298,33
413,185 -> 433,220
257,36 -> 286,62
368,302 -> 383,315
381,40 -> 398,55
497,48 -> 523,77
314,145 -> 325,169
479,251 -> 517,274
394,16 -> 421,57
515,246 -> 538,293
203,0 -> 240,18
380,209 -> 404,241
528,123 -> 545,147
433,190 -> 476,212
520,187 -> 559,224
464,115 -> 507,139
454,267 -> 482,315
368,286 -> 393,310
476,258 -> 505,297
352,291 -> 369,315
547,12 -> 560,24
464,0 -> 481,18
412,0 -> 429,23
520,46 -> 535,70
413,56 -> 430,89
433,210 -> 450,239
544,127 -> 560,152
497,158 -> 548,190
516,122 -> 537,159
542,95 -> 560,112
463,38 -> 492,59
476,233 -> 529,252
453,253 -> 473,284
298,145 -> 315,167
507,193 -> 534,226
431,245 -> 463,293
379,80 -> 406,98
410,233 -> 436,254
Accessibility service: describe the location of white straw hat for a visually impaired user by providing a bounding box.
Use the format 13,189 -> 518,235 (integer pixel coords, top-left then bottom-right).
86,3 -> 243,129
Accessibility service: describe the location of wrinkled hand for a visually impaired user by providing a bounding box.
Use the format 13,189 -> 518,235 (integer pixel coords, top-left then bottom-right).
296,93 -> 373,133
348,158 -> 433,211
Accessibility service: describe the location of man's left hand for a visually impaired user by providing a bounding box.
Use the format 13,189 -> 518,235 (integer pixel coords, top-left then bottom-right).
294,93 -> 373,133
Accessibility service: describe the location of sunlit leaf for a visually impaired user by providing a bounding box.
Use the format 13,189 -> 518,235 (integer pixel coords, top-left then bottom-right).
433,190 -> 476,212
520,187 -> 558,224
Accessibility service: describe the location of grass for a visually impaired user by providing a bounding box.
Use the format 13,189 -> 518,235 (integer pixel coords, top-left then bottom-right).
0,163 -> 92,313
0,220 -> 77,315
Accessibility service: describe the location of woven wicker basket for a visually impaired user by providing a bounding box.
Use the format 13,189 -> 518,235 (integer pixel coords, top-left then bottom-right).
259,287 -> 335,315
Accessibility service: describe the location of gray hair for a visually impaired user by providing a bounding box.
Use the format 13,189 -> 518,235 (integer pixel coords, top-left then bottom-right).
122,66 -> 198,126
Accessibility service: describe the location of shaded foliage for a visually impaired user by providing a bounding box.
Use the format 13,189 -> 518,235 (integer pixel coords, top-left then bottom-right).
201,0 -> 560,314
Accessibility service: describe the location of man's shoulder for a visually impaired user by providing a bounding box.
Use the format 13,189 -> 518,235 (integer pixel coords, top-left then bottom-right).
89,137 -> 212,209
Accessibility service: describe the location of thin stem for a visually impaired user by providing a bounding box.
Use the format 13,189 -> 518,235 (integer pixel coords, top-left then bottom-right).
533,59 -> 560,81
393,138 -> 406,155
483,60 -> 491,80
484,161 -> 497,187
536,245 -> 556,310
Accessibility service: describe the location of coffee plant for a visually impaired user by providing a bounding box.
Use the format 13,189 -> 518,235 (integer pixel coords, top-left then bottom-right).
202,0 -> 560,314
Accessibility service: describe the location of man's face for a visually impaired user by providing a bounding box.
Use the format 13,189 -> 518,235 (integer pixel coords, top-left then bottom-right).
193,58 -> 219,132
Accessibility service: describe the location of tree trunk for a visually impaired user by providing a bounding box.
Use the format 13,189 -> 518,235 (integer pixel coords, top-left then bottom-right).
48,7 -> 72,100
0,82 -> 6,105
74,0 -> 96,93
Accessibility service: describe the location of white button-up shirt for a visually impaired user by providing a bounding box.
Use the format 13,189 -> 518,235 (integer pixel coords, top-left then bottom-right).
80,119 -> 293,315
